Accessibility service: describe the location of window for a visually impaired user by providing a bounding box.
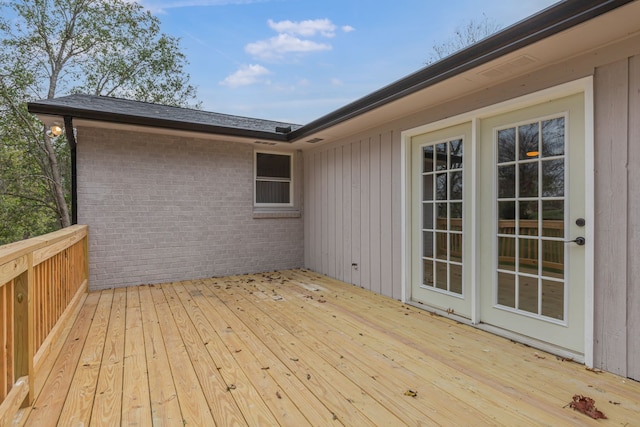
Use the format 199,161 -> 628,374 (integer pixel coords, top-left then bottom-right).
255,151 -> 293,206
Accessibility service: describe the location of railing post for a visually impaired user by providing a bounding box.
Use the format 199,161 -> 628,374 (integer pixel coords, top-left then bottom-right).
12,253 -> 34,407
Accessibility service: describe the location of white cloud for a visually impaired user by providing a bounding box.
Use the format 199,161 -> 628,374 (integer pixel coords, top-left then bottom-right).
220,64 -> 270,88
341,25 -> 355,33
330,78 -> 343,86
245,34 -> 331,61
268,18 -> 337,38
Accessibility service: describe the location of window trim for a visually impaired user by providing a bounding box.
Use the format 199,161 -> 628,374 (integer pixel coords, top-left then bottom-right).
254,150 -> 294,208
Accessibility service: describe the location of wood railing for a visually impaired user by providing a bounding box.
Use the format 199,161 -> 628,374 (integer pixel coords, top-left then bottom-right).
0,225 -> 88,426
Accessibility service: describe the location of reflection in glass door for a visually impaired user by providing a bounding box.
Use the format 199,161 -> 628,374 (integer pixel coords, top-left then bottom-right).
421,139 -> 464,295
495,116 -> 567,322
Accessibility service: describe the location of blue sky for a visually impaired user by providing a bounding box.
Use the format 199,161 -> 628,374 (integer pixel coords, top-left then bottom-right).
139,0 -> 559,124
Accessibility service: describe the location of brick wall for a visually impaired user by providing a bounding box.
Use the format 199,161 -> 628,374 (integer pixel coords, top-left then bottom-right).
77,126 -> 304,290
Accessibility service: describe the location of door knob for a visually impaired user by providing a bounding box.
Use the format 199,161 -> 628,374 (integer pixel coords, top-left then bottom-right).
565,237 -> 585,246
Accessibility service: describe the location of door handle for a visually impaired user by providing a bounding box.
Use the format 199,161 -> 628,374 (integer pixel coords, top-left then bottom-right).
565,237 -> 585,246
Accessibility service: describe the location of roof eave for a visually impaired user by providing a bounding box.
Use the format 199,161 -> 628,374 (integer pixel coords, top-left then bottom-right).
27,101 -> 291,143
287,0 -> 634,142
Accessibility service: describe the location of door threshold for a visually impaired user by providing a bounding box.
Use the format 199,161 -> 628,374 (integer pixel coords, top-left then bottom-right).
405,300 -> 585,364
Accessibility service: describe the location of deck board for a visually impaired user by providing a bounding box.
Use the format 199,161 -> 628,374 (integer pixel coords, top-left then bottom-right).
18,269 -> 640,426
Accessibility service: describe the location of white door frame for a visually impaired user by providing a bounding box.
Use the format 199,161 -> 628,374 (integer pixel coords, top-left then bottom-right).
400,77 -> 595,366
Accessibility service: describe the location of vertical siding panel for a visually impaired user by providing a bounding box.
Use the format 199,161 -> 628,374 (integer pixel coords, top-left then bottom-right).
313,152 -> 322,272
360,139 -> 371,291
351,141 -> 362,287
380,131 -> 393,297
391,130 -> 403,299
627,54 -> 640,380
369,135 -> 382,294
343,144 -> 353,284
328,148 -> 336,278
304,152 -> 312,269
594,59 -> 629,376
321,150 -> 329,273
335,147 -> 344,281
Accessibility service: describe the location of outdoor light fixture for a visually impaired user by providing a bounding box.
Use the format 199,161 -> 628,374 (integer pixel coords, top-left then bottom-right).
526,151 -> 539,157
50,124 -> 64,137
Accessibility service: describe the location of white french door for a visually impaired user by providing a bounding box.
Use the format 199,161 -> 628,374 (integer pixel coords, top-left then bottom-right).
409,91 -> 587,355
410,122 -> 472,319
478,93 -> 586,354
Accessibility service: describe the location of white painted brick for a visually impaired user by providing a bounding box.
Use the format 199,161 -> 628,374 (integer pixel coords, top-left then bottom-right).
77,127 -> 303,290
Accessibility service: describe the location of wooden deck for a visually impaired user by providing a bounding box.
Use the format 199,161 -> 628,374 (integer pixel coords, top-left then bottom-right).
13,269 -> 640,426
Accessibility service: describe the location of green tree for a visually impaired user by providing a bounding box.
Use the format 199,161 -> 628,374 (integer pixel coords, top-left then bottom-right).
0,0 -> 199,244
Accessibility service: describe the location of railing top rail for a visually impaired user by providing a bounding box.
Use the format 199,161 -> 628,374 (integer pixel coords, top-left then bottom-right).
0,225 -> 87,267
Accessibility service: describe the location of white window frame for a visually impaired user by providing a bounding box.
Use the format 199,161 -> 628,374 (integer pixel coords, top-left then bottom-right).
254,150 -> 294,208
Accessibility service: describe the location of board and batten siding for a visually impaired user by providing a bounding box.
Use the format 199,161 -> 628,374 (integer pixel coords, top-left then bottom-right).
303,132 -> 403,299
593,54 -> 640,380
304,45 -> 640,379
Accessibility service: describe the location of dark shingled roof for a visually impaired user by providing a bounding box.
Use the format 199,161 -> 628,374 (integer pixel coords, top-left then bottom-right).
27,0 -> 633,143
28,94 -> 302,142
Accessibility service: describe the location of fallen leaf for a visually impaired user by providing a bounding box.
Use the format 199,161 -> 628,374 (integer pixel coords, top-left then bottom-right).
276,391 -> 282,399
534,353 -> 546,359
586,367 -> 604,374
226,384 -> 237,391
609,400 -> 621,405
307,374 -> 311,380
404,389 -> 418,397
569,395 -> 607,419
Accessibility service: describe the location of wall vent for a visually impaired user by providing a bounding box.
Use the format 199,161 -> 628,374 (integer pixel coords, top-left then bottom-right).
478,54 -> 538,79
306,138 -> 324,144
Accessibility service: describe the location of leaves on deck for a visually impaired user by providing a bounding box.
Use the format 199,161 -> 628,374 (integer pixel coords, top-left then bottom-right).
404,389 -> 418,397
569,395 -> 607,419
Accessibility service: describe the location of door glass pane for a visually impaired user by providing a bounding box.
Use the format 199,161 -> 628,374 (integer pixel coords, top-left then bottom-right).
450,263 -> 462,294
519,238 -> 538,275
498,237 -> 516,271
542,240 -> 563,279
422,203 -> 434,229
497,128 -> 516,163
542,201 -> 564,238
423,231 -> 433,257
435,261 -> 447,290
436,173 -> 447,200
497,272 -> 515,308
436,203 -> 447,230
519,163 -> 538,197
519,201 -> 538,236
518,275 -> 538,314
542,118 -> 565,157
450,171 -> 463,200
498,166 -> 515,198
449,234 -> 462,262
450,203 -> 463,231
423,260 -> 434,286
542,159 -> 564,197
541,279 -> 564,319
435,143 -> 447,170
436,232 -> 447,259
519,123 -> 540,160
450,139 -> 463,168
423,146 -> 434,172
422,175 -> 433,201
498,202 -> 516,235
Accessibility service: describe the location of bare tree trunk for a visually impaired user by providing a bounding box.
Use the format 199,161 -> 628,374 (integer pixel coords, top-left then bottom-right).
42,130 -> 71,227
